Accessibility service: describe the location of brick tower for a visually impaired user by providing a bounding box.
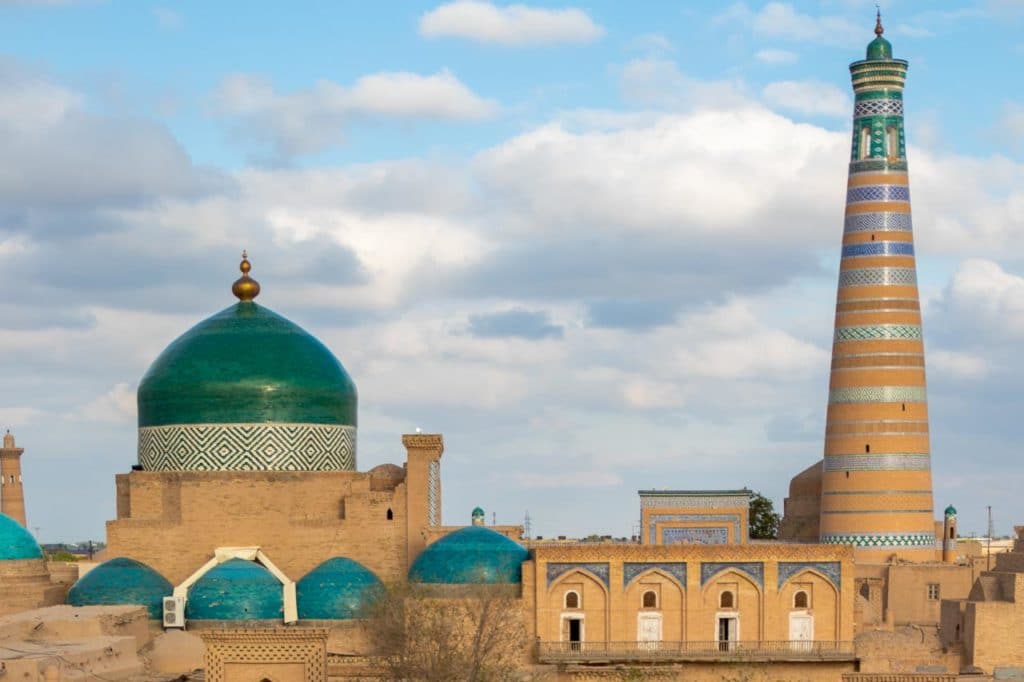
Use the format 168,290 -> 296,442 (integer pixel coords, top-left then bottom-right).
819,14 -> 936,561
1,430 -> 27,526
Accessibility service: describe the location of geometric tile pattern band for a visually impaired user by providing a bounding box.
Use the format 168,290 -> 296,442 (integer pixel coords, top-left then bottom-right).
546,562 -> 610,589
138,423 -> 356,471
647,514 -> 742,545
427,460 -> 440,527
820,532 -> 936,548
662,527 -> 729,545
847,185 -> 910,203
623,562 -> 687,588
844,212 -> 913,233
854,99 -> 904,117
839,267 -> 917,288
834,325 -> 922,342
841,242 -> 915,257
828,386 -> 927,404
777,561 -> 841,589
700,562 -> 764,588
824,453 -> 931,471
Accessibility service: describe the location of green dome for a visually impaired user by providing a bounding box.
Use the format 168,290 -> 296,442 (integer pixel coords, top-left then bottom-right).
186,558 -> 283,620
67,558 -> 172,619
296,557 -> 382,619
945,505 -> 957,517
472,507 -> 485,517
0,512 -> 42,561
408,526 -> 528,585
866,35 -> 892,60
138,302 -> 356,427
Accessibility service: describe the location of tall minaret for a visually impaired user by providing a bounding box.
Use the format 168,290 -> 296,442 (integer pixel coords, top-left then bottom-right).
0,430 -> 27,526
819,13 -> 936,562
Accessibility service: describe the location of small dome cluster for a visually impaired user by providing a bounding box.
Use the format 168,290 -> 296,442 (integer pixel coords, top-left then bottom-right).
67,558 -> 172,619
409,526 -> 528,584
0,512 -> 42,561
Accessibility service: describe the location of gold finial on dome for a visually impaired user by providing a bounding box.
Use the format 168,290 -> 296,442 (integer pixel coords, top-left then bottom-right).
232,250 -> 261,302
874,5 -> 884,36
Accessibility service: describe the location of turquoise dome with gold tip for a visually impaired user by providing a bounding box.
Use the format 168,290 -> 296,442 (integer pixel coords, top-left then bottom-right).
136,253 -> 357,471
0,512 -> 42,561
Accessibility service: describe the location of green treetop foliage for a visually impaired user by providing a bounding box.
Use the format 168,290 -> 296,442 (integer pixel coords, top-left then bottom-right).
749,491 -> 781,540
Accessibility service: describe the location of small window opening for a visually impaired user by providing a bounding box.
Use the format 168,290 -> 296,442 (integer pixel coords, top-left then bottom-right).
871,234 -> 876,241
565,591 -> 580,609
865,444 -> 870,453
886,125 -> 898,160
902,403 -> 906,412
642,590 -> 657,609
927,583 -> 940,600
845,471 -> 850,479
860,126 -> 871,159
949,526 -> 955,539
386,508 -> 393,521
720,591 -> 734,609
794,591 -> 809,609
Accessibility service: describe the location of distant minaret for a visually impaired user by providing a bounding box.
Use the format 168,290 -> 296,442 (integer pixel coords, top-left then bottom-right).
819,12 -> 936,562
0,430 -> 27,526
942,505 -> 958,563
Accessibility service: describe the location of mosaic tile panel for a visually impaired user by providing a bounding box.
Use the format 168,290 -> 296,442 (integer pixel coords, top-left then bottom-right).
828,386 -> 927,404
646,514 -> 742,545
854,99 -> 904,117
138,423 -> 356,471
844,212 -> 913,233
623,562 -> 687,588
849,159 -> 909,173
427,460 -> 440,526
847,185 -> 911,203
640,495 -> 750,509
841,242 -> 915,258
700,562 -> 764,588
778,562 -> 841,589
546,562 -> 610,589
821,532 -> 936,548
838,267 -> 917,288
663,527 -> 729,545
834,325 -> 922,342
824,453 -> 930,471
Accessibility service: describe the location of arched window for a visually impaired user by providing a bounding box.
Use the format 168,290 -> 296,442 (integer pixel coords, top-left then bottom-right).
720,591 -> 734,609
564,591 -> 580,609
794,591 -> 809,609
860,126 -> 871,159
386,508 -> 393,521
642,590 -> 657,609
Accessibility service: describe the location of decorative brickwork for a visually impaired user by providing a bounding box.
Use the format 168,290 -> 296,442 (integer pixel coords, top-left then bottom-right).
201,628 -> 328,682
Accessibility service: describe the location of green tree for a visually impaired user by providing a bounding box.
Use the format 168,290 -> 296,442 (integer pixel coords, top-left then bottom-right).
748,491 -> 780,540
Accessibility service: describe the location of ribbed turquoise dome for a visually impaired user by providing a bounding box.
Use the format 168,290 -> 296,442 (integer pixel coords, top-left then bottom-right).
297,558 -> 382,619
138,302 -> 357,428
945,505 -> 957,517
0,512 -> 42,560
186,558 -> 283,620
67,558 -> 172,619
409,526 -> 528,584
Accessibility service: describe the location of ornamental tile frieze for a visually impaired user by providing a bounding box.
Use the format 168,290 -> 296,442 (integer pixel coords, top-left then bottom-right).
700,562 -> 764,588
622,562 -> 687,588
778,561 -> 841,589
546,562 -> 610,589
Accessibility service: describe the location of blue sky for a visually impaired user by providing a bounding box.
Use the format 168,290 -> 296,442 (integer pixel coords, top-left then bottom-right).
1,0 -> 1022,543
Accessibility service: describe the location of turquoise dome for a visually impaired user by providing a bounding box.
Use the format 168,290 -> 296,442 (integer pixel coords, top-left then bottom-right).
408,526 -> 529,584
186,558 -> 283,620
866,35 -> 892,60
297,558 -> 382,619
0,512 -> 42,560
67,557 -> 172,619
138,302 -> 357,428
945,505 -> 958,517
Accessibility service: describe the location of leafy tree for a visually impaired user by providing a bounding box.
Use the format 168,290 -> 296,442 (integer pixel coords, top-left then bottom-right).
749,491 -> 780,540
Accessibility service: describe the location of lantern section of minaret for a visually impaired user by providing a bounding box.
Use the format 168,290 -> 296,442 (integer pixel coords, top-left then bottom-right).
818,14 -> 937,562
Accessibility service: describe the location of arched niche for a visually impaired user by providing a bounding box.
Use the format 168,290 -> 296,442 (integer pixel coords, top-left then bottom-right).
623,568 -> 685,642
548,569 -> 608,645
778,569 -> 839,642
701,569 -> 762,642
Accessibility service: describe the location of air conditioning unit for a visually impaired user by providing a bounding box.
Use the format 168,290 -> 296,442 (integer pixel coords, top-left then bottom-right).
163,596 -> 185,628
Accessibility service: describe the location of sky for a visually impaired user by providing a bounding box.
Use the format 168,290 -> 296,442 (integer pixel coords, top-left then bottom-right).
1,0 -> 1023,543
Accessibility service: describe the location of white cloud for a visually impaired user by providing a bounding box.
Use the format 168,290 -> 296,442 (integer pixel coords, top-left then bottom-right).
716,2 -> 862,48
762,80 -> 850,118
930,351 -> 989,380
617,58 -> 748,110
755,48 -> 798,64
77,383 -> 137,423
419,0 -> 604,45
214,71 -> 497,158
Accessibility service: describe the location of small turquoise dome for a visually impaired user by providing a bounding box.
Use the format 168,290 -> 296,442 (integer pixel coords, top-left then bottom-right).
0,512 -> 42,561
945,505 -> 958,517
186,558 -> 283,620
67,558 -> 172,619
297,558 -> 382,619
866,35 -> 892,60
409,526 -> 529,584
138,302 -> 357,429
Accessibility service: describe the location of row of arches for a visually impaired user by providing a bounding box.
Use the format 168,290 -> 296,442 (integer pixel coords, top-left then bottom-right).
546,566 -> 837,645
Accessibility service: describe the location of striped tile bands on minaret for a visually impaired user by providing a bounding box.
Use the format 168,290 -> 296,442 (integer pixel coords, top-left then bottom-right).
819,15 -> 937,562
